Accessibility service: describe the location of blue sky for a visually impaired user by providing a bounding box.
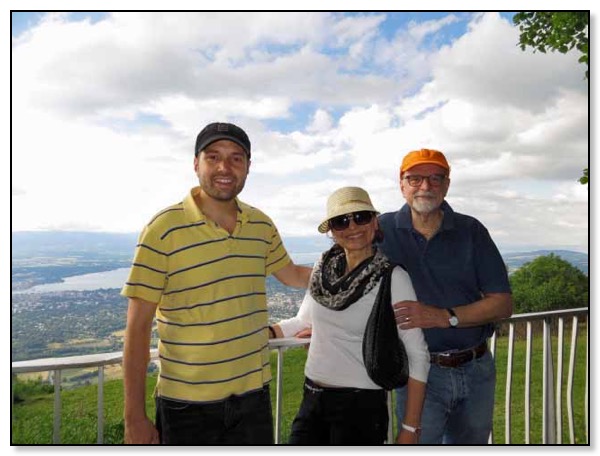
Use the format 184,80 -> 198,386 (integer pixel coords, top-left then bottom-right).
10,11 -> 589,253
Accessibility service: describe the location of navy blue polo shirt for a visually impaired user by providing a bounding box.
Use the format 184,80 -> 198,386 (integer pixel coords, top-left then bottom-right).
378,201 -> 511,353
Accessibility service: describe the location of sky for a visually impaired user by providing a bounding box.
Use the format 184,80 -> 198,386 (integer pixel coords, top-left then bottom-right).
10,11 -> 589,253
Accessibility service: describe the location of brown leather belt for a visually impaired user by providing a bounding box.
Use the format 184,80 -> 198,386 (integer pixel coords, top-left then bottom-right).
430,342 -> 488,368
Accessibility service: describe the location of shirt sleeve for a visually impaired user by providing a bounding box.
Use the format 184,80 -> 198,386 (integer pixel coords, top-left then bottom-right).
265,219 -> 292,276
391,267 -> 430,383
474,223 -> 512,294
276,289 -> 314,337
120,223 -> 168,304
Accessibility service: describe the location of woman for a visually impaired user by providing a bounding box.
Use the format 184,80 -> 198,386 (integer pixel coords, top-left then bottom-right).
270,187 -> 429,445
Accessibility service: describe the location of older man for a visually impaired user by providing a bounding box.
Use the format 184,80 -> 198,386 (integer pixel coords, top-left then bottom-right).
378,148 -> 512,444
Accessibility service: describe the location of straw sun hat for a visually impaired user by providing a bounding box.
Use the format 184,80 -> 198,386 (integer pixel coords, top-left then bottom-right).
317,187 -> 379,233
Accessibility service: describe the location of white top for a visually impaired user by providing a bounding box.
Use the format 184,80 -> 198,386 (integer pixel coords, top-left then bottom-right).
277,266 -> 430,389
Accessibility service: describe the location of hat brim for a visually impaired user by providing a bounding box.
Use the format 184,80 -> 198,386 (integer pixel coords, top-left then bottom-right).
197,135 -> 251,157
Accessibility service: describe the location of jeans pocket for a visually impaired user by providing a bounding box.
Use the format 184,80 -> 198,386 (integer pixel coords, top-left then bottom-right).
473,351 -> 495,380
159,397 -> 192,412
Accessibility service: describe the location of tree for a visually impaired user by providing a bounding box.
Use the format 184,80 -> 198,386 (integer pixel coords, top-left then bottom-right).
509,253 -> 588,313
513,12 -> 588,78
513,12 -> 589,185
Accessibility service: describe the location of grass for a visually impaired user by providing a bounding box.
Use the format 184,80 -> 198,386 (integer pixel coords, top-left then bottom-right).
12,328 -> 588,445
492,322 -> 588,444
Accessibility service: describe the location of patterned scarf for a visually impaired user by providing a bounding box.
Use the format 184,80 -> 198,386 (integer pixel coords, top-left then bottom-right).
310,244 -> 390,311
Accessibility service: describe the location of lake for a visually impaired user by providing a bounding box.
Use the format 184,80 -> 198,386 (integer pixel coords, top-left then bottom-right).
14,252 -> 321,294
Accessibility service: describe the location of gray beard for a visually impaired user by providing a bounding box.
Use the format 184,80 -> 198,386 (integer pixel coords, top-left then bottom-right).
412,198 -> 439,214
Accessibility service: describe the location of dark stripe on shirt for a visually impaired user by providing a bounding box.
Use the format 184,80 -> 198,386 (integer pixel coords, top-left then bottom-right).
137,243 -> 168,256
266,252 -> 288,269
164,274 -> 265,296
160,326 -> 265,346
137,237 -> 229,257
168,237 -> 228,256
159,291 -> 266,312
124,282 -> 164,291
132,262 -> 167,274
149,206 -> 184,225
160,221 -> 208,240
168,254 -> 265,278
231,236 -> 270,245
156,309 -> 267,327
269,240 -> 283,254
247,220 -> 273,228
158,344 -> 267,366
160,367 -> 264,386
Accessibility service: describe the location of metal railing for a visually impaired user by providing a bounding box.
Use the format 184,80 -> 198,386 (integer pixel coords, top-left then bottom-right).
488,307 -> 588,444
12,307 -> 588,444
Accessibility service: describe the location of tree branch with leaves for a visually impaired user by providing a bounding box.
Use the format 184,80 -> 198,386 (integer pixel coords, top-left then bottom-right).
514,12 -> 589,185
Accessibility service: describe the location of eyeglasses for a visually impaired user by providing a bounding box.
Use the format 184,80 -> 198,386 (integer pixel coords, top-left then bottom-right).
329,211 -> 375,231
403,174 -> 446,187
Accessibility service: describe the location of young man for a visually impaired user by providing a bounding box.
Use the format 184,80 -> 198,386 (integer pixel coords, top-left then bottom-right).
122,122 -> 311,445
378,148 -> 512,444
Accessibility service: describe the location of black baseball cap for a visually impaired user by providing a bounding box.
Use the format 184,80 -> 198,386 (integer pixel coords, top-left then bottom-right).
195,122 -> 251,158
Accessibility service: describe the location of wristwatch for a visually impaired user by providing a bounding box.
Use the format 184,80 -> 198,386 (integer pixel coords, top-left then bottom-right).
447,308 -> 459,327
401,422 -> 422,436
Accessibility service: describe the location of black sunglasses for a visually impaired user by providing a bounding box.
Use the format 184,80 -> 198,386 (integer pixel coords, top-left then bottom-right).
329,211 -> 375,231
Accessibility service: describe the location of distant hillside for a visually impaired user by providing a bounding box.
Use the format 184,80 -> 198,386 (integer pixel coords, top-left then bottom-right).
11,231 -> 330,261
503,250 -> 588,275
12,231 -> 138,260
12,231 -> 588,275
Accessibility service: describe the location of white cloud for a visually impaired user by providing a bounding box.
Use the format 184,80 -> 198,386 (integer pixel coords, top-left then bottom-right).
11,12 -> 589,253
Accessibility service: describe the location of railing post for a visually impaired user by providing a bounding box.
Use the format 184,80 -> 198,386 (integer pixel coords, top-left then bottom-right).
386,391 -> 394,444
556,318 -> 564,443
488,332 -> 496,444
53,369 -> 61,444
505,323 -> 514,443
542,319 -> 556,444
275,347 -> 284,444
97,366 -> 104,444
585,321 -> 589,444
567,316 -> 578,443
524,321 -> 532,444
12,373 -> 16,438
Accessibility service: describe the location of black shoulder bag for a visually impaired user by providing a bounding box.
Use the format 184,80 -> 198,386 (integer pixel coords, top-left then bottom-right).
362,267 -> 409,390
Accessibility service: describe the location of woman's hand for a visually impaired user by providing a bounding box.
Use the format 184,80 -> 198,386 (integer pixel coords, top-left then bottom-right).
395,429 -> 419,444
294,327 -> 312,338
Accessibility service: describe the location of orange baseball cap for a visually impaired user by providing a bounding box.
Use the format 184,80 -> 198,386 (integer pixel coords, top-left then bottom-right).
400,149 -> 450,175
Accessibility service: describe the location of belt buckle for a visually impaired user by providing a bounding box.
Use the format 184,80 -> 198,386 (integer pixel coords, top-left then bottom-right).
433,351 -> 454,366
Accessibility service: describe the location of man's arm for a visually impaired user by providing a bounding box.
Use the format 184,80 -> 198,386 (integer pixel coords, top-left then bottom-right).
123,297 -> 160,444
393,292 -> 513,329
272,262 -> 312,288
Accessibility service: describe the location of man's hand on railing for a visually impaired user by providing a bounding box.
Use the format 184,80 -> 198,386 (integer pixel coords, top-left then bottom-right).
125,416 -> 160,444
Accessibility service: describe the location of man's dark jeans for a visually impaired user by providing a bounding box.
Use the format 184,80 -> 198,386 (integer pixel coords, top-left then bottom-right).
155,385 -> 273,445
289,377 -> 388,445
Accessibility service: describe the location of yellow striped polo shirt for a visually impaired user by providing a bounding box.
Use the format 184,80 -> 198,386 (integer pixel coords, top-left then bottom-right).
121,186 -> 291,403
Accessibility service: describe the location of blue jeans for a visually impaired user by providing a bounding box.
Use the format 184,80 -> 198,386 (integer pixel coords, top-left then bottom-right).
395,351 -> 496,444
155,385 -> 273,445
